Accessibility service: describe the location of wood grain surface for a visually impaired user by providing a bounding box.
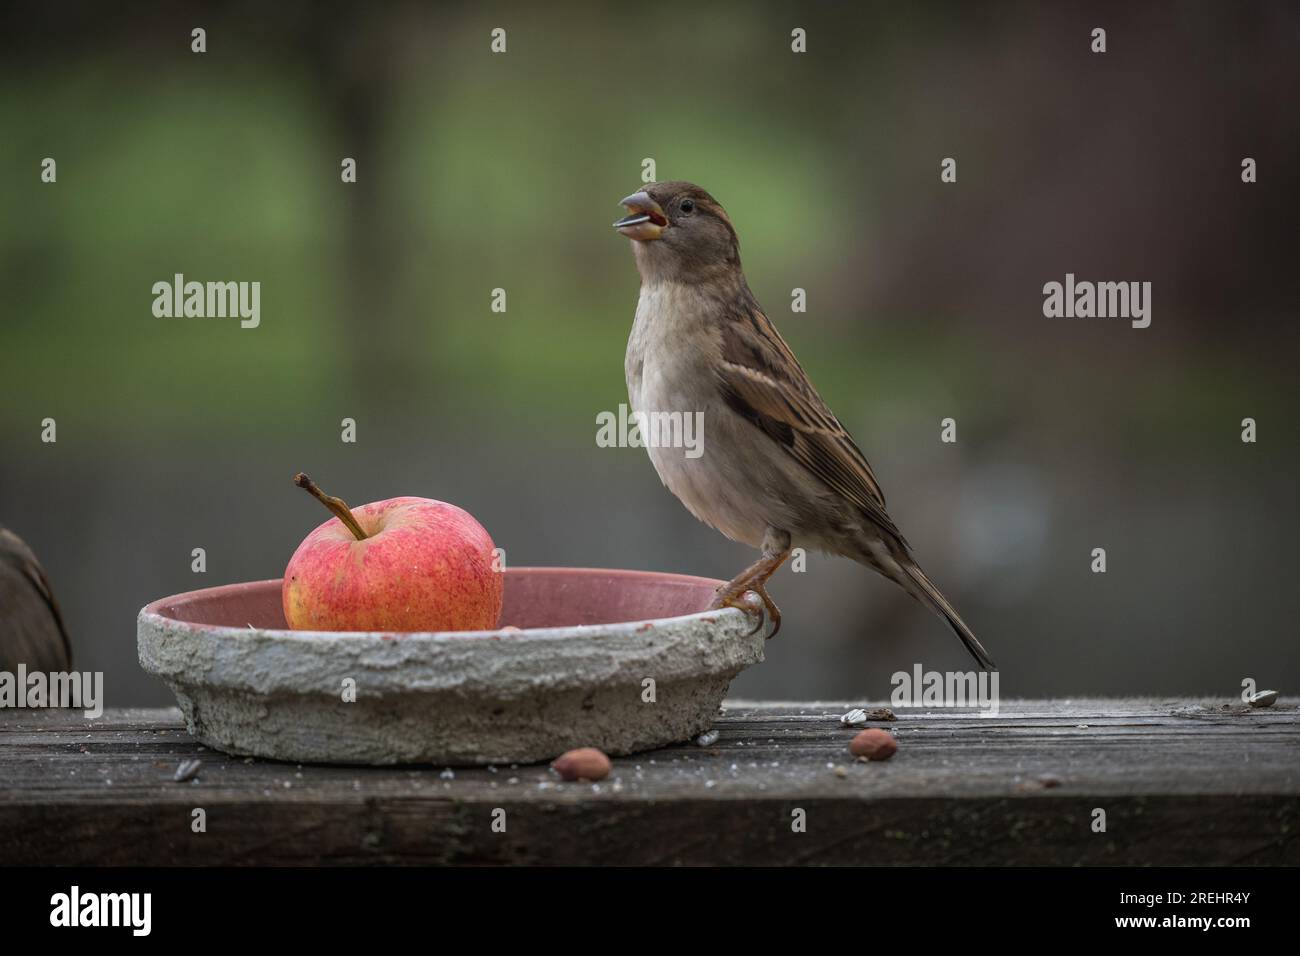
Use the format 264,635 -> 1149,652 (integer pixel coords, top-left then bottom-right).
1,699 -> 1295,865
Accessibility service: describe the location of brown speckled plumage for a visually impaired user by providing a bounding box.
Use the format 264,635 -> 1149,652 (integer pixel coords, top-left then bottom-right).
617,181 -> 994,668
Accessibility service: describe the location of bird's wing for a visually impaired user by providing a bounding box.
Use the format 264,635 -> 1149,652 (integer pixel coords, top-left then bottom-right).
716,302 -> 906,545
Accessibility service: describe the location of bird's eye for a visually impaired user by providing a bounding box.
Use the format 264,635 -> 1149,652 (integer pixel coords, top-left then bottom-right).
680,198 -> 695,213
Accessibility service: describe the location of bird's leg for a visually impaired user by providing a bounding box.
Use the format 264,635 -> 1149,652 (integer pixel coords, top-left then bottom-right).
709,530 -> 792,638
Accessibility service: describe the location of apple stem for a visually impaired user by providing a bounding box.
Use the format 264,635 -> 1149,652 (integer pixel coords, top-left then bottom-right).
293,473 -> 368,541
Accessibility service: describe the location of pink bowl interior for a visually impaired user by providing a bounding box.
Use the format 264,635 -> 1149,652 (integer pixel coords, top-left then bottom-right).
145,567 -> 724,631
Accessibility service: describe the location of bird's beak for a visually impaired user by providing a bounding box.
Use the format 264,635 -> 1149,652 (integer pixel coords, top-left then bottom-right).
614,191 -> 667,241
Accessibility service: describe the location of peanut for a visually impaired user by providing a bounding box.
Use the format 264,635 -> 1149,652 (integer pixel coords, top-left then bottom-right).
849,728 -> 897,760
551,747 -> 612,781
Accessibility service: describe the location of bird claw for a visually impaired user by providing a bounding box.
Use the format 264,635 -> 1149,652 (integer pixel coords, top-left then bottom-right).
709,585 -> 781,638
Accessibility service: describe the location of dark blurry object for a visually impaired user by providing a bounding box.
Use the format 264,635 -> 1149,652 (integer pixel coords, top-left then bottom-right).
0,527 -> 72,671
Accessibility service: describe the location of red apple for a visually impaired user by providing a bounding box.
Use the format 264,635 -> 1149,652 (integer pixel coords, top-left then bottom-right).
282,473 -> 502,632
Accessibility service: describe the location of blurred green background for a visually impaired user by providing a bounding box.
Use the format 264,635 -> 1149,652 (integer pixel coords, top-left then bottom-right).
2,1 -> 1298,705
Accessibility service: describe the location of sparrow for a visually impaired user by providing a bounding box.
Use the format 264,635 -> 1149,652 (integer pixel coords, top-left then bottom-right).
0,526 -> 73,672
614,181 -> 995,669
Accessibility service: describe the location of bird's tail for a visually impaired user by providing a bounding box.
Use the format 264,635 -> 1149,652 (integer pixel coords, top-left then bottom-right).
897,559 -> 996,671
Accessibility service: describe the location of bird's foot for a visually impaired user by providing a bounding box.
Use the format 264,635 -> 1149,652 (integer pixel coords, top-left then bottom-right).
709,584 -> 779,637
708,548 -> 791,638
712,567 -> 780,634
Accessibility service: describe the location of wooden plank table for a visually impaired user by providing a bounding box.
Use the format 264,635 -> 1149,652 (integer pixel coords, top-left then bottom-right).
1,699 -> 1295,865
